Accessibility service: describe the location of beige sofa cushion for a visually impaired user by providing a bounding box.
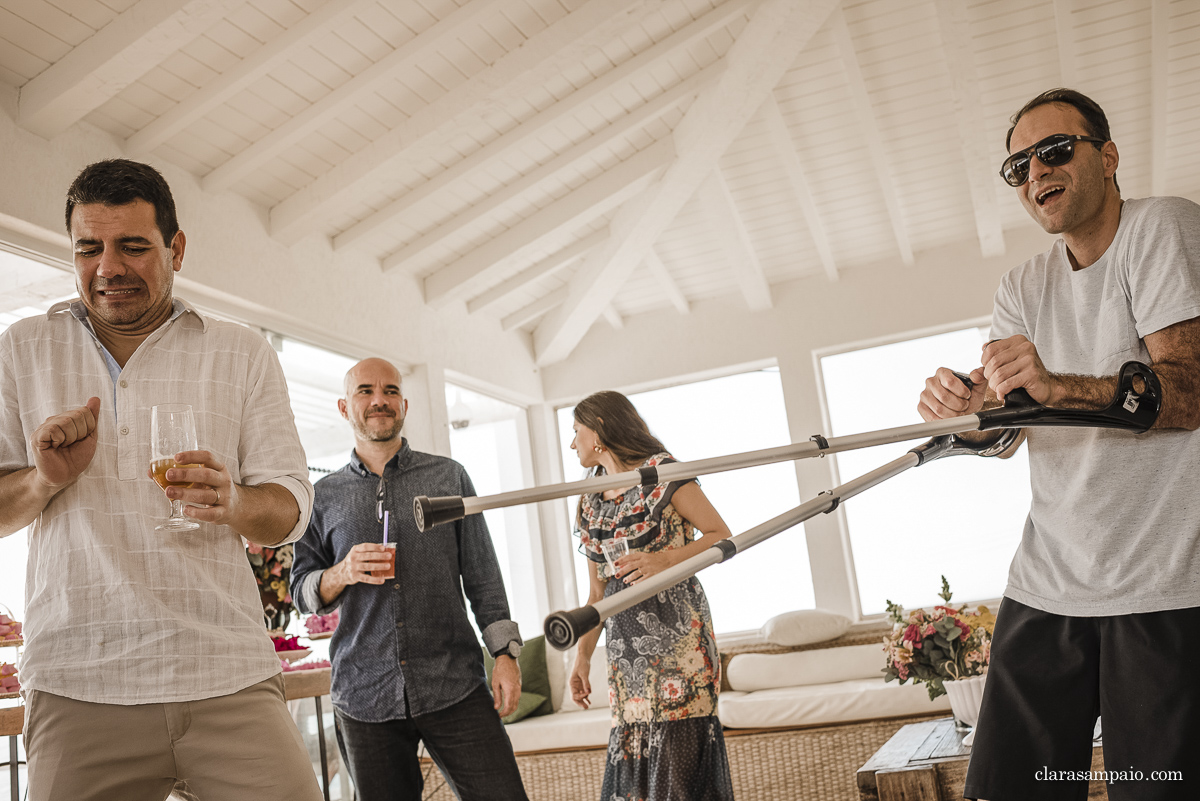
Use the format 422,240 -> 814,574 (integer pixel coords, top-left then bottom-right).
718,678 -> 951,730
504,707 -> 613,753
726,643 -> 885,692
760,609 -> 850,646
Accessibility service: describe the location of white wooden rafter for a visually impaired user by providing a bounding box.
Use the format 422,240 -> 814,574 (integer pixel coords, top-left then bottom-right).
501,286 -> 569,332
603,307 -> 624,329
126,0 -> 374,156
829,6 -> 914,267
18,0 -> 246,139
644,248 -> 689,314
313,0 -> 747,248
371,67 -> 706,267
699,169 -> 772,310
202,0 -> 510,194
466,229 -> 607,315
269,0 -> 653,239
1054,0 -> 1078,87
424,138 -> 674,307
533,0 -> 840,366
759,96 -> 838,281
930,0 -> 1005,258
1150,0 -> 1170,196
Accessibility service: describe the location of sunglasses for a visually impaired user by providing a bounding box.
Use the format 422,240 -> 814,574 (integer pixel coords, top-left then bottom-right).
999,134 -> 1107,187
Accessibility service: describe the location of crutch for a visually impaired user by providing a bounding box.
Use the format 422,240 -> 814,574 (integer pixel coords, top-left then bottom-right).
413,362 -> 1160,533
539,362 -> 1160,649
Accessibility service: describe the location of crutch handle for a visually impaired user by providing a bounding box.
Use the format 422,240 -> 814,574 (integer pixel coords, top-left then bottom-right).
412,495 -> 465,531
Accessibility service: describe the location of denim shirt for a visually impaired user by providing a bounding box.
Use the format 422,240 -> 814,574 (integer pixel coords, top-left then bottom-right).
292,441 -> 520,721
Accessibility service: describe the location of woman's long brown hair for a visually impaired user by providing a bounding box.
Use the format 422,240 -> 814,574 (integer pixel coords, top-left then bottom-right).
573,390 -> 668,529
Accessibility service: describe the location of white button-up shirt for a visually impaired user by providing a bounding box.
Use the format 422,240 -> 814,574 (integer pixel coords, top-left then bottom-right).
0,298 -> 313,704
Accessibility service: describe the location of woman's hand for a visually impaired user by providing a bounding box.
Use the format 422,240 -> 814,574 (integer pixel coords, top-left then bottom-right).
615,550 -> 677,585
569,656 -> 592,708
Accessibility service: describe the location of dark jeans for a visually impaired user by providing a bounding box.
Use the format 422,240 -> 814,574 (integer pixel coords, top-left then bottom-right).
334,683 -> 529,801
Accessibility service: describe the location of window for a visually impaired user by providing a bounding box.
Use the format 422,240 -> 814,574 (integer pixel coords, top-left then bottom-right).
269,337 -> 358,483
557,367 -> 812,634
818,325 -> 1030,615
445,383 -> 543,638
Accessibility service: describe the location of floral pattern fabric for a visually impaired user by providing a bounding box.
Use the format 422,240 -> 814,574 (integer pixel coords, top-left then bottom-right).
578,454 -> 734,801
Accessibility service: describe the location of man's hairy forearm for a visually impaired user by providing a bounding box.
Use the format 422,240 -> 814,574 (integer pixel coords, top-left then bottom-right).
0,467 -> 58,537
1049,364 -> 1199,430
231,483 -> 301,546
317,565 -> 351,607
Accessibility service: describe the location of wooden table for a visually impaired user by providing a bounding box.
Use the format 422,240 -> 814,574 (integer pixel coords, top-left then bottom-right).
856,717 -> 1109,800
0,668 -> 334,801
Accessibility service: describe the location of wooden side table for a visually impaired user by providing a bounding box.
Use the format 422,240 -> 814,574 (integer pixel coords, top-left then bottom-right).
857,717 -> 1109,800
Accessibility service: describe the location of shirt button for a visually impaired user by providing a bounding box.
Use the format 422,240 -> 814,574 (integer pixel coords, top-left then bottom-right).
396,621 -> 404,627
400,660 -> 407,666
119,426 -> 129,435
119,379 -> 127,388
393,584 -> 400,591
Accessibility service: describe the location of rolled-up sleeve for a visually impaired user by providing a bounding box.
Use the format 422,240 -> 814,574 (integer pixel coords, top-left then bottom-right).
237,338 -> 314,545
292,500 -> 340,615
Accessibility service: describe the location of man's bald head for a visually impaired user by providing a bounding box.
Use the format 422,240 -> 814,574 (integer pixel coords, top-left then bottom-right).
339,358 -> 407,443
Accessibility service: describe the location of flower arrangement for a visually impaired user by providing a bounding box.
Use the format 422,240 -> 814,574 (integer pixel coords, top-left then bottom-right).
882,576 -> 996,700
304,610 -> 339,636
246,543 -> 294,631
271,634 -> 302,653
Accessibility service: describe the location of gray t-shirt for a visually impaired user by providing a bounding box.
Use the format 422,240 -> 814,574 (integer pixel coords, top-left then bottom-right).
991,196 -> 1200,616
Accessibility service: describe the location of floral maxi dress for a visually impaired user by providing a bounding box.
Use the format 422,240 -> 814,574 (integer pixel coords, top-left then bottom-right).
577,453 -> 734,801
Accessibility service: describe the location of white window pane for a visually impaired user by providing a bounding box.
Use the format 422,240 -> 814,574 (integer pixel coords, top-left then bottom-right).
557,369 -> 812,634
821,327 -> 1029,614
445,385 -> 542,639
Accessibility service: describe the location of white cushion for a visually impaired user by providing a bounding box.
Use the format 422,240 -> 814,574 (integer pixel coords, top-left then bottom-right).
760,609 -> 850,646
726,643 -> 885,692
504,707 -> 612,752
544,643 -> 567,713
718,678 -> 951,729
558,644 -> 610,711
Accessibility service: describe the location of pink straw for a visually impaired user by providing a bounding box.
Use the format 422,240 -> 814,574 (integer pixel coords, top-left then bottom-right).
383,510 -> 389,544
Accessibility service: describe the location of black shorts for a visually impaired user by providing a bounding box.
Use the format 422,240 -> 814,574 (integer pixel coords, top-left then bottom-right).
963,597 -> 1200,801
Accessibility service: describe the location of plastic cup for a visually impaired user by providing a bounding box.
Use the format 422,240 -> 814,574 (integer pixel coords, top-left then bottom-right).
373,543 -> 397,579
600,537 -> 628,575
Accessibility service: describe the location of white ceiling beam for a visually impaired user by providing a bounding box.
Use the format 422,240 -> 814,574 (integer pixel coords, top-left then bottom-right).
423,138 -> 673,306
1150,0 -> 1170,196
269,0 -> 654,239
602,307 -> 624,329
829,6 -> 914,266
699,169 -> 772,310
501,286 -> 569,332
1054,0 -> 1078,86
931,0 -> 1005,258
202,0 -> 509,193
466,229 -> 607,315
644,248 -> 689,314
126,0 -> 373,156
759,95 -> 838,281
316,0 -> 744,247
534,0 -> 839,366
358,66 -> 706,264
18,0 -> 245,139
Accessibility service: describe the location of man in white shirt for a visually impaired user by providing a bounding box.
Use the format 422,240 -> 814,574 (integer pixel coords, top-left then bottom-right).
0,159 -> 322,801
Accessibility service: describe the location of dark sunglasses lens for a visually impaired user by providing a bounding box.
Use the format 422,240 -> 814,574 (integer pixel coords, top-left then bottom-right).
1036,136 -> 1074,166
1002,155 -> 1030,187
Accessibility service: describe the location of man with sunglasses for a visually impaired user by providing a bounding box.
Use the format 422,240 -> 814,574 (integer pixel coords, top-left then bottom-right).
919,88 -> 1200,800
291,357 -> 529,801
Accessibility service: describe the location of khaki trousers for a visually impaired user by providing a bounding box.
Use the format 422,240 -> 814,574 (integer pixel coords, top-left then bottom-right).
23,674 -> 323,801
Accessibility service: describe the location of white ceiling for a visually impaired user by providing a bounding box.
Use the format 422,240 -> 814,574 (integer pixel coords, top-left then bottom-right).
2,0 -> 1198,365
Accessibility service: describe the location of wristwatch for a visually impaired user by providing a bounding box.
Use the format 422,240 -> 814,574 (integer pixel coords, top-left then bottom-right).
493,640 -> 522,660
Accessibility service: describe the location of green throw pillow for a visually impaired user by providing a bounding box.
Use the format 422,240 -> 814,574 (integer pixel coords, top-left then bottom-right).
482,634 -> 555,724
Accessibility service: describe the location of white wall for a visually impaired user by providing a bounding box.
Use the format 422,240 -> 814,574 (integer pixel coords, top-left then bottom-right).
0,108 -> 545,454
538,225 -> 1057,616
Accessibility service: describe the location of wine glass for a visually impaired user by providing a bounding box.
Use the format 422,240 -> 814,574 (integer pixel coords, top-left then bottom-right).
150,404 -> 201,531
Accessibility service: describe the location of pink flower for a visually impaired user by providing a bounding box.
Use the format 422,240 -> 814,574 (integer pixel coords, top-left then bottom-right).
247,543 -> 263,555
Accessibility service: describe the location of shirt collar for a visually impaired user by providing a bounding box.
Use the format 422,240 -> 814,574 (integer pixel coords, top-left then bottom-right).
349,439 -> 410,478
51,296 -> 208,332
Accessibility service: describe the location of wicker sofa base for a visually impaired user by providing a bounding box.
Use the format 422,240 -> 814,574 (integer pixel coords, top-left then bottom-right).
421,713 -> 941,801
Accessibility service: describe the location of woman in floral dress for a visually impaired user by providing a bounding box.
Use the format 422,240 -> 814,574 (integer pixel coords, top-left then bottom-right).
567,391 -> 735,801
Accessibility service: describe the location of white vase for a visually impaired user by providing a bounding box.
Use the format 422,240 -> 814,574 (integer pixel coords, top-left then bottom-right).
944,673 -> 987,731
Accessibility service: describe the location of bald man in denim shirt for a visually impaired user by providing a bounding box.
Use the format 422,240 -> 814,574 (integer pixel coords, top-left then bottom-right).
292,358 -> 528,801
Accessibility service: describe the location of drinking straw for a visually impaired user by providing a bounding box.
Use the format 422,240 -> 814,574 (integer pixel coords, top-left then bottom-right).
383,510 -> 389,544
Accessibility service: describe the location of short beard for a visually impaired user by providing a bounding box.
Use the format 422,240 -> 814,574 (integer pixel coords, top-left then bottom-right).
353,413 -> 404,442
